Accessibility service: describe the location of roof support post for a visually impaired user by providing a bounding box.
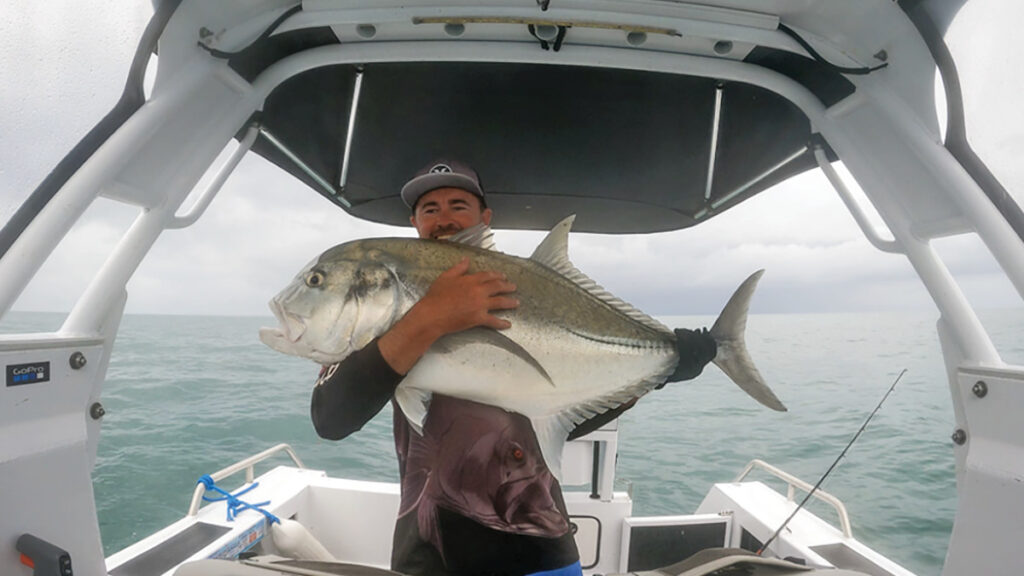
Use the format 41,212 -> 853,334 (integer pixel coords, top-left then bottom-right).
694,145 -> 806,220
259,126 -> 350,207
703,82 -> 724,201
339,67 -> 364,194
0,59 -> 217,319
63,128 -> 262,335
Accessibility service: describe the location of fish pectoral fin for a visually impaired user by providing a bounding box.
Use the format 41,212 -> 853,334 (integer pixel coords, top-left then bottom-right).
529,415 -> 573,483
394,386 -> 432,434
438,328 -> 555,387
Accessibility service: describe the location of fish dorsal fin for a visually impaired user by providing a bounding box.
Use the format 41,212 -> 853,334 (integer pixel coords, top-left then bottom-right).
528,215 -> 576,268
449,223 -> 496,251
529,215 -> 670,334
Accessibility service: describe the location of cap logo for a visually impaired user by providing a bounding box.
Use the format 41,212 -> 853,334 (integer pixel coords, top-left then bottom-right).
429,164 -> 453,174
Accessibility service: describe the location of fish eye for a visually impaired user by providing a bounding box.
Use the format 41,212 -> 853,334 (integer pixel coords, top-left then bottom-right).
305,270 -> 326,288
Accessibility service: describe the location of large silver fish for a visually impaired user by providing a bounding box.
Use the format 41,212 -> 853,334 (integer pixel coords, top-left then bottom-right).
260,216 -> 785,478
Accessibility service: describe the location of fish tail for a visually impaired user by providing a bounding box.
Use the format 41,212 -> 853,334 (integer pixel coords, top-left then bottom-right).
709,270 -> 787,411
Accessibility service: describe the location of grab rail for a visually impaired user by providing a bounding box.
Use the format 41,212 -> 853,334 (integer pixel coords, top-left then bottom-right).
187,443 -> 305,516
734,459 -> 852,538
813,145 -> 901,254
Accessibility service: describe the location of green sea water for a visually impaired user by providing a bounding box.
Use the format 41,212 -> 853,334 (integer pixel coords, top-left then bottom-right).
4,309 -> 1024,575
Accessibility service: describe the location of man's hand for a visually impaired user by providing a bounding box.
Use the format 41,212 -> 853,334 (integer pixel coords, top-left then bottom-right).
379,258 -> 518,374
420,257 -> 518,332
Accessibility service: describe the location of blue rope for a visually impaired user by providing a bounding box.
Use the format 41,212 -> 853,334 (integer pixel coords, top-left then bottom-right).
198,475 -> 281,524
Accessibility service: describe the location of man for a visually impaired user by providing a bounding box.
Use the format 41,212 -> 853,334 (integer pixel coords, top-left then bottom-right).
311,160 -> 714,575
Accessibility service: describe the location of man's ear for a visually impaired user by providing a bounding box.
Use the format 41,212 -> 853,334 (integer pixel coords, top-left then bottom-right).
482,208 -> 493,226
410,214 -> 426,238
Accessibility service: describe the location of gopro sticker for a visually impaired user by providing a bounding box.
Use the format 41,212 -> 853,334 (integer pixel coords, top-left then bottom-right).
6,362 -> 50,387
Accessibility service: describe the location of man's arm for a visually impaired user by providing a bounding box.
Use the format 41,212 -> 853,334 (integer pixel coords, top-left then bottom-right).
311,339 -> 403,440
379,257 -> 518,374
311,257 -> 518,440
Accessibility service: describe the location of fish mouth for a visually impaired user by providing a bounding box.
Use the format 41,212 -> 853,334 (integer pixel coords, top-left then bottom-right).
262,298 -> 307,344
258,295 -> 355,365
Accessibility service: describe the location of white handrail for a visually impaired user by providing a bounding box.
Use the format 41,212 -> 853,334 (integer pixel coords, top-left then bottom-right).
813,145 -> 901,254
167,125 -> 260,229
734,459 -> 853,538
187,443 -> 305,516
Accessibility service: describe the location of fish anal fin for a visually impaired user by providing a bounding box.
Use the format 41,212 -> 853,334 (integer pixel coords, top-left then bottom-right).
529,415 -> 574,483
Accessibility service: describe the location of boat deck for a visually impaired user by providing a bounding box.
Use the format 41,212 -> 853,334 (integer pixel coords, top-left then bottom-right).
104,452 -> 916,576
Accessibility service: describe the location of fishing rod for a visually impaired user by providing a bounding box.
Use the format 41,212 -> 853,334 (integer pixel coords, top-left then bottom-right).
757,368 -> 907,556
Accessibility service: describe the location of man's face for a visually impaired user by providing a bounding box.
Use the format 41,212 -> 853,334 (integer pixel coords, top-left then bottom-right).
410,187 -> 492,240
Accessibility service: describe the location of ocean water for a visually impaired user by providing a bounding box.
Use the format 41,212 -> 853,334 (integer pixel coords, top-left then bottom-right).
4,309 -> 1024,575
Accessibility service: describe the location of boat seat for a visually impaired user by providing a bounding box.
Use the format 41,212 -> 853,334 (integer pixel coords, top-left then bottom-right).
613,547 -> 872,576
173,557 -> 407,576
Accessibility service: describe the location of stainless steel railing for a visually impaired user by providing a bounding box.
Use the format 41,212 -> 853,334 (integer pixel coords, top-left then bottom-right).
187,443 -> 305,516
735,459 -> 852,538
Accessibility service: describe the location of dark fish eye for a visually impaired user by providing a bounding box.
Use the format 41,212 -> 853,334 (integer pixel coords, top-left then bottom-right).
511,447 -> 524,461
305,270 -> 325,288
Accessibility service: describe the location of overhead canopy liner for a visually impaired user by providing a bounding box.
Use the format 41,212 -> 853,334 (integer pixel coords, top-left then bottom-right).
228,27 -> 852,234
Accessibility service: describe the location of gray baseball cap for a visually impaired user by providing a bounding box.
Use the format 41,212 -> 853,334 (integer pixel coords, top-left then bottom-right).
400,160 -> 485,208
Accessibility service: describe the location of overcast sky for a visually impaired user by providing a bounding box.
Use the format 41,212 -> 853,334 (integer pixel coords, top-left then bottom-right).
1,2 -> 1021,318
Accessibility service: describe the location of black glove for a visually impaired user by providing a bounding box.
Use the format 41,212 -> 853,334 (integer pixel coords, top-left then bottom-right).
662,327 -> 717,386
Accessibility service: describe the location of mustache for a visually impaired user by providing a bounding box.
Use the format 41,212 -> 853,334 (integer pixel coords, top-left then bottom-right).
431,224 -> 461,238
